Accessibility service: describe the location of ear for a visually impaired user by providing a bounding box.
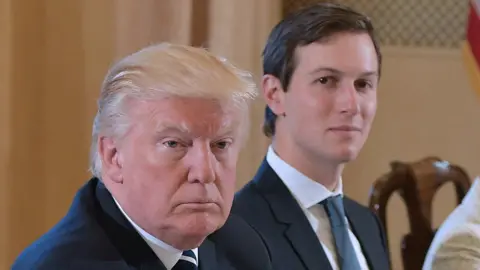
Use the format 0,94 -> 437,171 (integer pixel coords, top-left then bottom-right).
262,74 -> 286,116
98,136 -> 124,184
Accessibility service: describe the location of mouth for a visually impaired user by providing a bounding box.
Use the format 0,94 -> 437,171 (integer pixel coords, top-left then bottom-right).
328,125 -> 361,132
177,202 -> 219,212
176,199 -> 219,209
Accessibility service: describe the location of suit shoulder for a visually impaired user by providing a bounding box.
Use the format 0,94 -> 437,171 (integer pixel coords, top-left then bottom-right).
12,216 -> 112,269
232,181 -> 266,213
343,196 -> 371,212
233,181 -> 276,227
13,241 -> 74,270
343,197 -> 379,221
13,230 -> 77,269
235,180 -> 260,198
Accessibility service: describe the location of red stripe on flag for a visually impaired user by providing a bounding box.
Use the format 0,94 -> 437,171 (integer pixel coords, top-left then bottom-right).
467,1 -> 480,67
462,42 -> 480,97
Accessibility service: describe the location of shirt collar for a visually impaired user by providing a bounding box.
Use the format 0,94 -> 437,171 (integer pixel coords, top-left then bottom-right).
113,198 -> 198,269
266,145 -> 343,209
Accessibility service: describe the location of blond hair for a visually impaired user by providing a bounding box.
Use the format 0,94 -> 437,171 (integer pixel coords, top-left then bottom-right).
90,43 -> 257,177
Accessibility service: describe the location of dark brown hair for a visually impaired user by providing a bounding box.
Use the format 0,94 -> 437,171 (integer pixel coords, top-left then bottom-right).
262,2 -> 382,137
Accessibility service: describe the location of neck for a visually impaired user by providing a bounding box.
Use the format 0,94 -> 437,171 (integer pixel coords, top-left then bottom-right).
272,139 -> 343,191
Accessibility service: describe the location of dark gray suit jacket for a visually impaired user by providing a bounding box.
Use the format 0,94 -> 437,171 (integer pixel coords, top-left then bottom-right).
12,178 -> 236,270
232,159 -> 391,270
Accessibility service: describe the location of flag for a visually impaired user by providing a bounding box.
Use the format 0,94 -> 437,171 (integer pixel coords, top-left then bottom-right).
463,0 -> 480,96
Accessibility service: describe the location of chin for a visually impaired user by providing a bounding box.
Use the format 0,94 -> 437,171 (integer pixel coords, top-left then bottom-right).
181,212 -> 223,238
334,148 -> 360,162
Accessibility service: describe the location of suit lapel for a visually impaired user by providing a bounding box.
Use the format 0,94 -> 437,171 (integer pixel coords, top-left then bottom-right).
198,239 -> 217,270
283,222 -> 333,270
344,199 -> 386,270
94,179 -> 167,270
254,161 -> 333,270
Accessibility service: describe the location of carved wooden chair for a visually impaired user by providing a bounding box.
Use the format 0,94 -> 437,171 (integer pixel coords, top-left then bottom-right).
368,156 -> 472,270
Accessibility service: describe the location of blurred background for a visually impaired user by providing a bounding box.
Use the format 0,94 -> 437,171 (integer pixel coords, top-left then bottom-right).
0,0 -> 478,269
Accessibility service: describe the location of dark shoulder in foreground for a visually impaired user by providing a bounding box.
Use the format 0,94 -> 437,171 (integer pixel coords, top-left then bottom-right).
11,180 -> 127,270
12,223 -> 122,270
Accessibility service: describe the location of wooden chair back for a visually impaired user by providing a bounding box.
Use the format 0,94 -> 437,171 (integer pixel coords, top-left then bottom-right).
369,156 -> 471,270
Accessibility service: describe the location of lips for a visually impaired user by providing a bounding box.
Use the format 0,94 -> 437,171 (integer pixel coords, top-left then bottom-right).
177,198 -> 218,205
176,200 -> 220,211
328,125 -> 361,132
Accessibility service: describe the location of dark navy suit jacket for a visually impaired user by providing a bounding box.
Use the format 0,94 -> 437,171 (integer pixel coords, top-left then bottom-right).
232,159 -> 391,270
12,178 -> 237,270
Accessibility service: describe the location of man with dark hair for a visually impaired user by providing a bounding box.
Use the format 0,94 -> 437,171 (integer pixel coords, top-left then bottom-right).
232,3 -> 390,270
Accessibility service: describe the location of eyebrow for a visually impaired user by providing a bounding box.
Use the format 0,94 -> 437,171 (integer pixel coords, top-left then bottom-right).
155,123 -> 191,134
155,121 -> 237,137
309,67 -> 378,77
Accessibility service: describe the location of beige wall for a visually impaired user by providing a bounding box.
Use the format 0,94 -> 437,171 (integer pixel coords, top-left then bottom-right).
208,0 -> 281,188
0,0 -> 11,266
4,0 -> 48,266
343,46 -> 480,269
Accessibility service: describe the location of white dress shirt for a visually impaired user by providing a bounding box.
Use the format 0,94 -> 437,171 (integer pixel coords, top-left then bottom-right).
113,198 -> 199,270
423,177 -> 480,270
266,145 -> 370,270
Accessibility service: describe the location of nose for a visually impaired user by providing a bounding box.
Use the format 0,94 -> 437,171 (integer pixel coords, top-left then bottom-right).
187,142 -> 216,184
338,84 -> 360,115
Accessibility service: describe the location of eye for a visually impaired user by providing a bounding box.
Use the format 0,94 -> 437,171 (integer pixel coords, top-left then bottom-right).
355,79 -> 373,91
213,140 -> 231,150
315,76 -> 330,84
314,76 -> 338,87
163,140 -> 180,148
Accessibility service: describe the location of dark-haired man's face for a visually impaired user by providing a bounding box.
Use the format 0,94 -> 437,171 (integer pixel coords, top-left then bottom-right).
270,32 -> 378,164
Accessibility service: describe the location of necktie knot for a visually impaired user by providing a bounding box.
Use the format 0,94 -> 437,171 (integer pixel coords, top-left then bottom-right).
322,195 -> 347,227
172,250 -> 197,270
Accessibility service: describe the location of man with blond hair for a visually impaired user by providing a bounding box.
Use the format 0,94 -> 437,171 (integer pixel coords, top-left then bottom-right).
12,43 -> 270,270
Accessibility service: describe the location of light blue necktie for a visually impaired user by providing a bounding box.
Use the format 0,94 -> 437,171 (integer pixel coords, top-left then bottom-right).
321,195 -> 361,270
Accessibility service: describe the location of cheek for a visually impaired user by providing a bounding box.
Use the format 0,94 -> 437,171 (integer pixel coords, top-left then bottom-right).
293,90 -> 331,116
125,165 -> 184,219
362,99 -> 377,123
288,98 -> 330,130
219,161 -> 237,186
216,165 -> 237,205
122,150 -> 163,181
122,146 -> 184,198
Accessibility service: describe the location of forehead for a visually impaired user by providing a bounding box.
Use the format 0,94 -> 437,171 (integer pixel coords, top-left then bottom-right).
294,32 -> 378,74
128,97 -> 242,134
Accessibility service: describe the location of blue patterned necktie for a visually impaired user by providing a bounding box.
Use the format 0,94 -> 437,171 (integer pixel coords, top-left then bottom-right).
321,195 -> 361,270
172,250 -> 197,270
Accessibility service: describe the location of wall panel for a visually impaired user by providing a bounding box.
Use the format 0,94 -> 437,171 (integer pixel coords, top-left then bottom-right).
0,0 -> 12,267
7,0 -> 47,265
208,0 -> 282,188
